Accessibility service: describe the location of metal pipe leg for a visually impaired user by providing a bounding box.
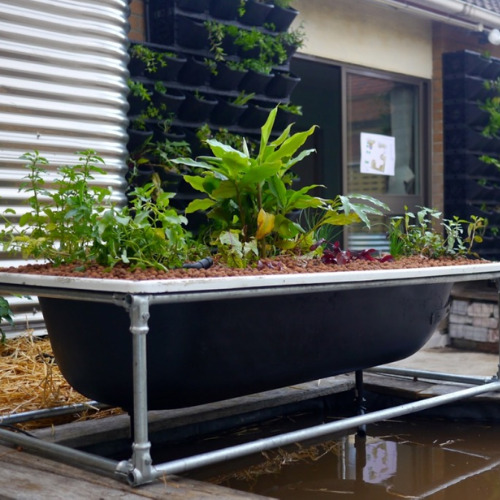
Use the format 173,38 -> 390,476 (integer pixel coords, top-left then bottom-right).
355,370 -> 367,437
116,295 -> 155,486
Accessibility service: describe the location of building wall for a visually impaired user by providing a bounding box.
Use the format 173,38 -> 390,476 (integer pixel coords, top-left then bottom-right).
293,0 -> 433,79
127,1 -> 500,214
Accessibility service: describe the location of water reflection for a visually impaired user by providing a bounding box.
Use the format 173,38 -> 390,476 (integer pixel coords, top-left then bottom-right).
203,420 -> 500,499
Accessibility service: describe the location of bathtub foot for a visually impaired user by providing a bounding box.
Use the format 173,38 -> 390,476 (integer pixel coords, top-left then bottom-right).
355,370 -> 367,437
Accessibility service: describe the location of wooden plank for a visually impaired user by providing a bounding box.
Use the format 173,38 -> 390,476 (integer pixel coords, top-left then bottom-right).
34,374 -> 355,449
0,443 -> 270,499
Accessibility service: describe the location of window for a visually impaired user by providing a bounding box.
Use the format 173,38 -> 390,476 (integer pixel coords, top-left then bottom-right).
344,71 -> 427,250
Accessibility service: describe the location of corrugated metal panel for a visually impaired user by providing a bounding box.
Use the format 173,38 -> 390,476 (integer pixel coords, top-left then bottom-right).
0,0 -> 130,337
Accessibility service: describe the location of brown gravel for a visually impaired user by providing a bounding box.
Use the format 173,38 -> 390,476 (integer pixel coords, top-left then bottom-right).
0,255 -> 489,280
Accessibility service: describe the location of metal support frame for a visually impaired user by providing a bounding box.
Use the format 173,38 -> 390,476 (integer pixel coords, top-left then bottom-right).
1,267 -> 500,486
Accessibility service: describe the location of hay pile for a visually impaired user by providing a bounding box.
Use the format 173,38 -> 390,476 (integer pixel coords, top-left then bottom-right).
0,334 -> 122,429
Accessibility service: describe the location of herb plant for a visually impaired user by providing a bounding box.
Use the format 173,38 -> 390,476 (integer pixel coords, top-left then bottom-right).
388,206 -> 487,258
0,151 -> 194,271
172,106 -> 388,266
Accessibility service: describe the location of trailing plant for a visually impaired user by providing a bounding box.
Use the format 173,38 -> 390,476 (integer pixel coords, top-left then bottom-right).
205,20 -> 226,64
388,206 -> 487,259
172,106 -> 388,266
0,151 -> 196,271
130,45 -> 169,74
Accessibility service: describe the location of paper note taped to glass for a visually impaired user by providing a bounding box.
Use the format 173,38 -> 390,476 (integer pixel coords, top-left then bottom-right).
360,132 -> 395,176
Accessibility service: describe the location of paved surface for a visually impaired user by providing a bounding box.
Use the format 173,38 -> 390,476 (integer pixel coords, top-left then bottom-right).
387,345 -> 499,377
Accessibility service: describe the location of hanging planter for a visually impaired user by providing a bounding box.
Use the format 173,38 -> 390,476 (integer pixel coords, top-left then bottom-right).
239,0 -> 274,26
274,104 -> 302,130
153,87 -> 186,115
177,0 -> 209,13
178,55 -> 211,86
210,61 -> 248,91
211,98 -> 248,126
239,69 -> 274,95
209,0 -> 241,20
176,15 -> 209,50
126,125 -> 154,153
238,102 -> 275,129
155,52 -> 187,82
178,91 -> 218,123
266,71 -> 301,98
266,4 -> 298,32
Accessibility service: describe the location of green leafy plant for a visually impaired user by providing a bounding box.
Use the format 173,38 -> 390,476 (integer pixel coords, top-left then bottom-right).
130,45 -> 171,75
272,0 -> 295,8
231,91 -> 256,106
388,206 -> 487,258
172,106 -> 387,266
279,103 -> 302,115
0,151 -> 195,271
0,296 -> 13,343
205,20 -> 227,64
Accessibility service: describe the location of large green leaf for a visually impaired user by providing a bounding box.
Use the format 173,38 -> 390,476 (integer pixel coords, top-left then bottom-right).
258,106 -> 278,162
185,198 -> 216,213
267,175 -> 287,209
183,175 -> 207,193
266,125 -> 317,164
240,162 -> 282,186
212,180 -> 238,199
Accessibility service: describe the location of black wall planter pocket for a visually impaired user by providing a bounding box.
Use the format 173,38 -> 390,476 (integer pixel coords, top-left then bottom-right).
210,62 -> 247,91
177,0 -> 209,13
266,71 -> 301,98
178,56 -> 211,85
239,102 -> 275,129
155,52 -> 187,82
239,70 -> 274,95
153,87 -> 186,115
176,15 -> 209,50
209,0 -> 241,20
179,92 -> 218,123
211,99 -> 248,126
239,0 -> 274,26
265,5 -> 298,32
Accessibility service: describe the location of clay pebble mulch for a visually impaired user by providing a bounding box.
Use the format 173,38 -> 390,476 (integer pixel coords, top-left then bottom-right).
0,254 -> 486,281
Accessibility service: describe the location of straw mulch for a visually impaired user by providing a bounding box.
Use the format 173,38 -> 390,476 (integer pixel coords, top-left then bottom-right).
0,334 -> 123,429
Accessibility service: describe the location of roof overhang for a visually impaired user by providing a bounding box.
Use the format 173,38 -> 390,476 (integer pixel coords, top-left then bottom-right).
367,0 -> 500,41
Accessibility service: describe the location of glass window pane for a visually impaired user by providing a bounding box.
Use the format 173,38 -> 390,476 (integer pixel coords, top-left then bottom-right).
346,73 -> 420,197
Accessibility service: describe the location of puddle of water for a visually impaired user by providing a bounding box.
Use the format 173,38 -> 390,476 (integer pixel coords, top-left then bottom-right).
189,419 -> 500,499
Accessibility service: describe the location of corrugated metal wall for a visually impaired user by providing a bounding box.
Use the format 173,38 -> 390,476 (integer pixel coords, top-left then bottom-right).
0,0 -> 130,336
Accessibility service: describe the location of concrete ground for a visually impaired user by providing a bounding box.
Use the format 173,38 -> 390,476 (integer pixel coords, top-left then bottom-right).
386,334 -> 499,377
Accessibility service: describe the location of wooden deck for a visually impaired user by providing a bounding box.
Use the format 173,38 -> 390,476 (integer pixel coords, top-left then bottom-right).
0,375 -> 355,498
2,370 -> 500,498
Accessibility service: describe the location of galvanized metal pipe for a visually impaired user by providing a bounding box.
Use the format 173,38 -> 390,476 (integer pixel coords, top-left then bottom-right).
0,401 -> 106,425
152,380 -> 500,477
367,366 -> 497,385
0,427 -> 119,476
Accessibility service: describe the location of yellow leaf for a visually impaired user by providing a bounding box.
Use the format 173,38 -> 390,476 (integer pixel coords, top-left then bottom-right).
256,208 -> 275,240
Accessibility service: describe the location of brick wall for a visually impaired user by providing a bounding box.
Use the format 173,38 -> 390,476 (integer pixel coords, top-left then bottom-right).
129,0 -> 146,42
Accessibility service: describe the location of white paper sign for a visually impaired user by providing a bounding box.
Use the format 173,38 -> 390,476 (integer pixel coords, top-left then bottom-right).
360,132 -> 395,176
